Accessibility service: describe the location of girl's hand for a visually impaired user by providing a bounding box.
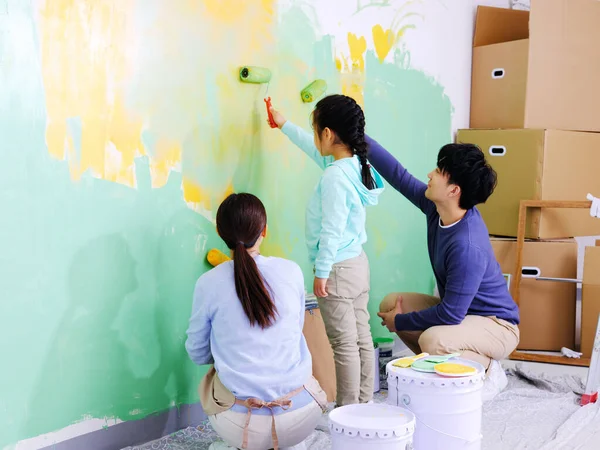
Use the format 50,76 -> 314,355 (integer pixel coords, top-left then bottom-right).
313,276 -> 328,298
268,106 -> 287,129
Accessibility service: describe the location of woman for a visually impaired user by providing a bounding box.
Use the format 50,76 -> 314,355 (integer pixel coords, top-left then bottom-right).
185,193 -> 327,450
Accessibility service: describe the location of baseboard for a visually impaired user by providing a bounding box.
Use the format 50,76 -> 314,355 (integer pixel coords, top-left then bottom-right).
39,403 -> 206,450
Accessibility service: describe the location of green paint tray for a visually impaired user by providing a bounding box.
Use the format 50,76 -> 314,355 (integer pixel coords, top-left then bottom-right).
411,353 -> 460,373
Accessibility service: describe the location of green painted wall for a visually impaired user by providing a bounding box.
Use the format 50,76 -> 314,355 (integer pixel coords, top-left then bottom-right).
0,1 -> 451,447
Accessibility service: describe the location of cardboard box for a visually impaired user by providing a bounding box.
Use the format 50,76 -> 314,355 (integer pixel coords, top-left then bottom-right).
491,238 -> 577,351
457,128 -> 600,239
581,245 -> 600,358
303,307 -> 336,402
470,1 -> 600,131
470,6 -> 529,129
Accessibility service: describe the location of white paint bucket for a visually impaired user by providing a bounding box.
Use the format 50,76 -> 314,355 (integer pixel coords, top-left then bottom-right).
387,357 -> 485,450
329,403 -> 415,450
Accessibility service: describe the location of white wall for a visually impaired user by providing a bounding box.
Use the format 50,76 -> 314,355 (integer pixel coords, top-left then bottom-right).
396,0 -> 510,135
310,0 -> 510,137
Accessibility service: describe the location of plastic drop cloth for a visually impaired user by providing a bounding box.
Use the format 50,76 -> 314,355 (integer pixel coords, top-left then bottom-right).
125,364 -> 600,450
483,364 -> 600,450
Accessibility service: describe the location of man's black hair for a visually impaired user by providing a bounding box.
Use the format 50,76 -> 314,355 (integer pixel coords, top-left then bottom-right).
437,143 -> 498,210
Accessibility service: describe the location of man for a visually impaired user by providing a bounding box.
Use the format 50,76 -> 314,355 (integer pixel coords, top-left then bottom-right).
368,135 -> 519,401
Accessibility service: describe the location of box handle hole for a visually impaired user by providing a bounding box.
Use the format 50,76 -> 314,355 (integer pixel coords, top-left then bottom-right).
522,266 -> 541,278
488,146 -> 506,156
492,68 -> 505,79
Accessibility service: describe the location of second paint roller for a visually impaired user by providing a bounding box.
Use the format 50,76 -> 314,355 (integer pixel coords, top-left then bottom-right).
301,79 -> 327,103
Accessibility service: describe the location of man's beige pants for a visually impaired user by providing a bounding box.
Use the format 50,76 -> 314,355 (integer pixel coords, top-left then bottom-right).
318,251 -> 374,406
380,292 -> 519,369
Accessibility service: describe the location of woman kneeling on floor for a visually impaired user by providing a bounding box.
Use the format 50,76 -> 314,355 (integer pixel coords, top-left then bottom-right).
185,193 -> 327,450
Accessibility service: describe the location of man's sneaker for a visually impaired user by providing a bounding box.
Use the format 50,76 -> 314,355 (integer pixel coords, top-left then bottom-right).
482,360 -> 508,402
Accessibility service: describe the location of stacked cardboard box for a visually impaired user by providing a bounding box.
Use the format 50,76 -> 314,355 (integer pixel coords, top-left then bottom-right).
581,243 -> 600,357
303,305 -> 336,402
491,238 -> 577,351
457,0 -> 600,353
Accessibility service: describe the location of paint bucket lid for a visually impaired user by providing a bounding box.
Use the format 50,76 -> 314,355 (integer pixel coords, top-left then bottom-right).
329,403 -> 415,438
387,357 -> 485,387
374,337 -> 394,350
434,362 -> 478,377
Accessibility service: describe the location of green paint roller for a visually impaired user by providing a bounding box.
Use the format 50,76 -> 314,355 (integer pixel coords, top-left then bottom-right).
238,66 -> 277,128
239,66 -> 272,84
300,79 -> 327,103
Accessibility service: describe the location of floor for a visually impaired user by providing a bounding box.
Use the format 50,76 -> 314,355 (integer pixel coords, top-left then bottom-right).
124,357 -> 595,450
502,357 -> 588,378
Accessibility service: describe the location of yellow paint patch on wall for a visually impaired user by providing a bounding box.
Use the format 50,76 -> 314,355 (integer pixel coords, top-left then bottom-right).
337,33 -> 367,107
223,182 -> 235,201
184,0 -> 277,196
182,178 -> 235,217
202,0 -> 275,25
347,33 -> 367,72
201,0 -> 276,53
342,79 -> 365,107
150,140 -> 182,189
131,0 -> 278,214
38,0 -> 142,187
182,177 -> 211,210
36,0 -> 279,201
35,0 -> 308,256
202,0 -> 248,22
372,25 -> 395,63
107,96 -> 144,186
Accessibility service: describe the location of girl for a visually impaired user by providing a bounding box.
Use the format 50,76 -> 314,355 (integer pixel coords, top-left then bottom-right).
269,94 -> 384,406
185,193 -> 327,450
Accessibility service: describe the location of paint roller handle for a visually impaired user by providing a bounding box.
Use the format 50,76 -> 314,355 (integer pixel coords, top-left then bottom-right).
264,99 -> 287,129
264,97 -> 278,128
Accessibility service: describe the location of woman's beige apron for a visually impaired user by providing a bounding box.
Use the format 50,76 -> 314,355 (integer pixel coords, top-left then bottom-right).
199,366 -> 328,450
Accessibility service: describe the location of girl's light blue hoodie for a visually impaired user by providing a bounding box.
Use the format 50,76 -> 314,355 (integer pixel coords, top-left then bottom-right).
281,121 -> 385,279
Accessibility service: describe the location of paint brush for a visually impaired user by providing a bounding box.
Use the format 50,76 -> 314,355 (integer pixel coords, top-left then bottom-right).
393,352 -> 429,368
